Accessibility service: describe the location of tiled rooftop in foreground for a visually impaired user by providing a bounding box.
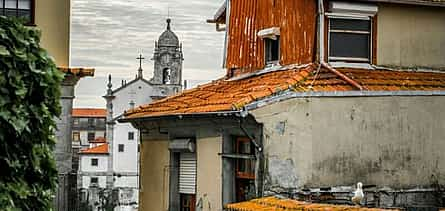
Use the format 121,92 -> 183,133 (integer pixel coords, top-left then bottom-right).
124,63 -> 445,119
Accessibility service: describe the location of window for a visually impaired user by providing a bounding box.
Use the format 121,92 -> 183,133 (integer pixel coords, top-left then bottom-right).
0,0 -> 34,24
265,37 -> 280,65
72,132 -> 80,142
87,132 -> 95,141
118,144 -> 124,152
87,118 -> 95,127
73,118 -> 79,126
91,158 -> 98,166
128,132 -> 134,140
235,137 -> 256,202
162,68 -> 171,84
328,17 -> 371,62
90,177 -> 98,186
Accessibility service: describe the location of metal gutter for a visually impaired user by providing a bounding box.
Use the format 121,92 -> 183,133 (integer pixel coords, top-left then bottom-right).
245,90 -> 445,110
358,0 -> 445,7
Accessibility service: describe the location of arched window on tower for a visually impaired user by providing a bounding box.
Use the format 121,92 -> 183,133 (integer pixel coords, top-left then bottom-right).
162,68 -> 171,84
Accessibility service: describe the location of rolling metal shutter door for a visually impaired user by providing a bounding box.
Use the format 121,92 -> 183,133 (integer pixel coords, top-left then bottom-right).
179,153 -> 197,194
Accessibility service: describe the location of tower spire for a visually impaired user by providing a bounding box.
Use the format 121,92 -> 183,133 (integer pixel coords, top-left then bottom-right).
136,54 -> 145,78
166,18 -> 171,30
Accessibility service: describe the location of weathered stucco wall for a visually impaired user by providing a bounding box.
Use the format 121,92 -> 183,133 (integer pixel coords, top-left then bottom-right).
196,132 -> 222,211
139,139 -> 170,211
35,0 -> 70,66
377,4 -> 445,69
251,96 -> 445,189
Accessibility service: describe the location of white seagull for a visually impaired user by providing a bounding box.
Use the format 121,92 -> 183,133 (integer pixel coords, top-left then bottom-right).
351,182 -> 364,205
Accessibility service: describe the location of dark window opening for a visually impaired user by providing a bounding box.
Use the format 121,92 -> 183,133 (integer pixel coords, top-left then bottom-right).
235,137 -> 255,202
265,37 -> 280,64
328,17 -> 371,62
118,144 -> 124,152
128,132 -> 134,140
162,68 -> 171,84
1,0 -> 34,24
90,177 -> 98,186
91,158 -> 98,166
87,132 -> 95,141
87,118 -> 94,127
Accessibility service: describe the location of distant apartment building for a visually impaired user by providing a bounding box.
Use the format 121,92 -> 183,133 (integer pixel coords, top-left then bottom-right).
72,108 -> 107,150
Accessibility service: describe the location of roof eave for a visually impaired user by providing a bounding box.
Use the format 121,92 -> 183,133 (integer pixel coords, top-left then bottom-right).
206,1 -> 227,24
120,110 -> 242,123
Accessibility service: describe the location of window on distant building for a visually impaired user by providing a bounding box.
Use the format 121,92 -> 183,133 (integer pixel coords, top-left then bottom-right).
87,132 -> 95,141
87,118 -> 95,127
90,177 -> 98,186
128,132 -> 134,140
118,144 -> 124,152
73,118 -> 79,126
328,17 -> 372,63
91,158 -> 98,166
0,0 -> 34,24
72,132 -> 80,142
264,37 -> 280,65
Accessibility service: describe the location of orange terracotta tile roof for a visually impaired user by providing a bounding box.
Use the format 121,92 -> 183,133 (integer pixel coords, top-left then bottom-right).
58,67 -> 95,77
225,197 -> 399,211
72,108 -> 107,117
90,137 -> 106,143
124,64 -> 445,119
79,143 -> 108,154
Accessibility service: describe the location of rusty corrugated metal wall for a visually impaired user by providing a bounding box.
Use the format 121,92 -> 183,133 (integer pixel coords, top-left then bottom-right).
226,0 -> 317,75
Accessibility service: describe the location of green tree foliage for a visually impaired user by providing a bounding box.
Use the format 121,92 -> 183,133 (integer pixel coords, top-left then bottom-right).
0,17 -> 63,210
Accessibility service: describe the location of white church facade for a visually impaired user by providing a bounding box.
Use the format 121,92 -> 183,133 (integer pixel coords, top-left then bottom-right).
79,19 -> 183,211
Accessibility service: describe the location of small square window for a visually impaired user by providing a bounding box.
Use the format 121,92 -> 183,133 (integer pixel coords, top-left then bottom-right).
328,17 -> 371,62
91,158 -> 98,166
128,132 -> 134,140
265,37 -> 280,64
90,177 -> 98,186
118,144 -> 124,152
87,132 -> 95,141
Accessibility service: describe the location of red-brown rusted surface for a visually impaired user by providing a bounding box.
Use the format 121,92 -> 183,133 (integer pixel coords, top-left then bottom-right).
226,0 -> 317,75
124,65 -> 445,119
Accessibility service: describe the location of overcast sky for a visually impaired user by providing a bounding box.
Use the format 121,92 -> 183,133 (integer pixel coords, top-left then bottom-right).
71,0 -> 225,108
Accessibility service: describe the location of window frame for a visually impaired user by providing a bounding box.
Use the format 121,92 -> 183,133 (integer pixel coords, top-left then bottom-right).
235,137 -> 255,180
87,132 -> 95,142
327,14 -> 375,64
128,132 -> 134,140
90,177 -> 99,186
118,144 -> 124,152
72,131 -> 80,142
0,0 -> 35,25
264,36 -> 280,65
91,158 -> 98,166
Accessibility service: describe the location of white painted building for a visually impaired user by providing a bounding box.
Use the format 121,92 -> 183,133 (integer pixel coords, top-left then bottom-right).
78,142 -> 109,210
103,19 -> 183,211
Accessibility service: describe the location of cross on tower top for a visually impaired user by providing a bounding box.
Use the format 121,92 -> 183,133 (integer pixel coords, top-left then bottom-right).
137,54 -> 145,69
136,54 -> 145,78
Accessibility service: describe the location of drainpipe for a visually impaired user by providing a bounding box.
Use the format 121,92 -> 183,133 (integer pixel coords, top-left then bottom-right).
318,0 -> 325,63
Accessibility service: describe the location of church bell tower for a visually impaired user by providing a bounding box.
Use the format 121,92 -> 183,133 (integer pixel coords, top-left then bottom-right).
152,18 -> 183,90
